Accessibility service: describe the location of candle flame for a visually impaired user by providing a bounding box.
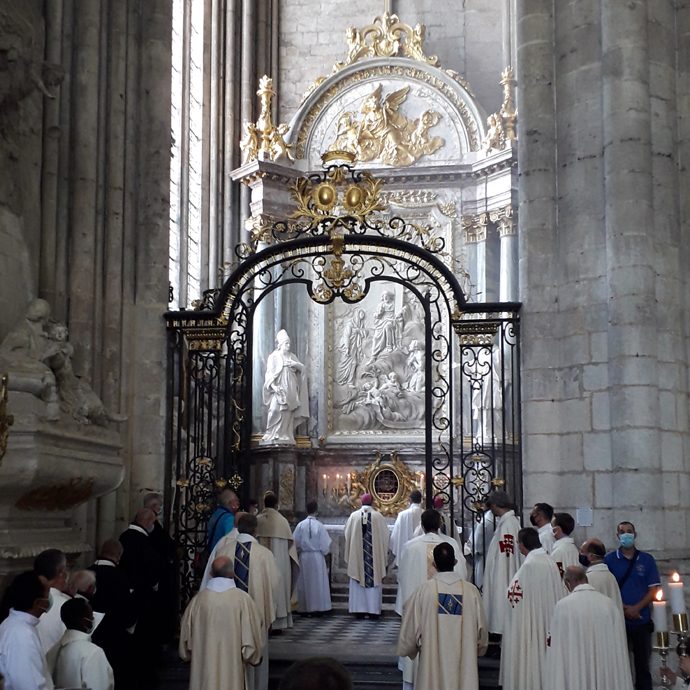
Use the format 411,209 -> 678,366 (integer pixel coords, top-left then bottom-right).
656,590 -> 664,602
672,572 -> 681,583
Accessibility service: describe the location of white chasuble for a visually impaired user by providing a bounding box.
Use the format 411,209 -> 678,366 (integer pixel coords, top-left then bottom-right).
586,563 -> 624,614
390,504 -> 423,567
499,548 -> 566,690
550,536 -> 580,576
397,572 -> 488,690
543,584 -> 633,690
256,508 -> 299,630
179,586 -> 263,690
482,510 -> 522,634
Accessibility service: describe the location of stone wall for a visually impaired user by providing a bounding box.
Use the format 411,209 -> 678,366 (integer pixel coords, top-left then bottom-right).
278,0 -> 509,123
0,0 -> 172,568
517,0 -> 690,559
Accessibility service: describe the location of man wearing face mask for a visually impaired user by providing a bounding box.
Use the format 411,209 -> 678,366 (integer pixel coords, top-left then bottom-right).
52,598 -> 114,690
604,521 -> 661,690
578,538 -> 623,614
529,503 -> 555,554
550,512 -> 580,577
0,570 -> 54,689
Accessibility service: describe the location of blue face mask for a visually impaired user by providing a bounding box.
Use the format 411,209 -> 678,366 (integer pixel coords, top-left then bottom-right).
619,533 -> 635,549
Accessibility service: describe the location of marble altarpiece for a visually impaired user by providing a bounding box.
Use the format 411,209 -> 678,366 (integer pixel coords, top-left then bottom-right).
168,12 -> 520,593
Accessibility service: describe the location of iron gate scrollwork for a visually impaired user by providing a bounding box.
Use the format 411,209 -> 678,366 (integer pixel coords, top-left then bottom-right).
165,156 -> 521,607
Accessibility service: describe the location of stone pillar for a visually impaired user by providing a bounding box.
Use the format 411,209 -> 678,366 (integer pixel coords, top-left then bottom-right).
462,213 -> 488,302
601,0 -> 661,526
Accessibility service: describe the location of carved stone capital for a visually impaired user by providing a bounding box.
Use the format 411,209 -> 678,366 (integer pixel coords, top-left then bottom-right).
488,205 -> 516,237
462,212 -> 488,244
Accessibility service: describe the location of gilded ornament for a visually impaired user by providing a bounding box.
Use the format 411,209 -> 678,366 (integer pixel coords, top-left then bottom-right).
0,374 -> 13,462
327,83 -> 444,167
240,75 -> 294,164
343,184 -> 364,211
313,182 -> 337,211
16,478 -> 94,511
302,12 -> 440,104
483,66 -> 517,152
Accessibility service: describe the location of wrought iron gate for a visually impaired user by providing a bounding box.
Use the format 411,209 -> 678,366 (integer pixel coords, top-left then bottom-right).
165,160 -> 521,605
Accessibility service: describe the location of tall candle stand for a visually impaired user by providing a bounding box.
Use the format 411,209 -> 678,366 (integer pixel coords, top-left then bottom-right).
673,613 -> 689,658
654,631 -> 672,690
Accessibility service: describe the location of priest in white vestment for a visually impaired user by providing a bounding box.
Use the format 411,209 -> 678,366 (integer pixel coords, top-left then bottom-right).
464,508 -> 496,589
180,557 -> 263,690
52,598 -> 114,690
256,491 -> 299,630
543,566 -> 634,690
413,496 -> 462,543
344,494 -> 390,618
203,513 -> 281,690
390,490 -> 423,567
500,527 -> 565,690
292,501 -> 332,614
481,490 -> 522,635
396,509 -> 468,690
398,542 -> 488,690
550,512 -> 580,576
0,571 -> 54,690
529,502 -> 556,553
579,538 -> 624,613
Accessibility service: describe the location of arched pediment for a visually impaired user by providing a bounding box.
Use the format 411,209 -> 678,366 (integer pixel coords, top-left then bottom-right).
285,20 -> 487,169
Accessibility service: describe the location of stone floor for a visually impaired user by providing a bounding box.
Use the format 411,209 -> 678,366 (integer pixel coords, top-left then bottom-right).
159,611 -> 501,689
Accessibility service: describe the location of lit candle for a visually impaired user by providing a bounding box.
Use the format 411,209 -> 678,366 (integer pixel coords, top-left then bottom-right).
336,473 -> 341,491
669,572 -> 687,615
347,473 -> 352,493
652,589 -> 669,633
419,473 -> 425,491
323,474 -> 328,491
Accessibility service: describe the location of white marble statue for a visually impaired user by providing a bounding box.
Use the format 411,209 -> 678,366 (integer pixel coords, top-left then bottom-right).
371,290 -> 402,360
0,298 -> 125,426
406,339 -> 425,391
262,329 -> 309,444
336,308 -> 366,386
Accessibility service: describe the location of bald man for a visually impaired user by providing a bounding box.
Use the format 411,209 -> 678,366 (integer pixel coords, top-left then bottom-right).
579,538 -> 623,613
180,557 -> 263,690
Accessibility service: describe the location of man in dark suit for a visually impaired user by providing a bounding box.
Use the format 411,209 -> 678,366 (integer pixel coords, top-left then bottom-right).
89,539 -> 137,688
119,508 -> 163,688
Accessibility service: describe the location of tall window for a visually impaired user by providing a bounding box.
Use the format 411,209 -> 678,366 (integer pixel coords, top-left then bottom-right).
170,0 -> 205,309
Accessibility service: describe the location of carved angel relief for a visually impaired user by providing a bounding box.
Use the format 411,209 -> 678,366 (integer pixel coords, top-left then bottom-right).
328,84 -> 444,167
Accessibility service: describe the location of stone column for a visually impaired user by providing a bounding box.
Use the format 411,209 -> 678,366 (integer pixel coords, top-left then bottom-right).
461,213 -> 488,302
601,0 -> 661,524
492,206 -> 517,302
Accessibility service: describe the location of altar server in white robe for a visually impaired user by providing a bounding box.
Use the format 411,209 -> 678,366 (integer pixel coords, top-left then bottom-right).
550,512 -> 580,576
414,496 -> 462,543
390,490 -> 423,567
529,502 -> 556,554
481,490 -> 522,635
292,501 -> 332,614
396,509 -> 467,690
256,491 -> 299,630
500,527 -> 565,690
204,513 -> 280,690
344,493 -> 390,618
180,557 -> 263,690
52,598 -> 114,690
0,571 -> 54,690
543,566 -> 634,690
398,542 -> 488,690
579,538 -> 624,613
464,507 -> 496,589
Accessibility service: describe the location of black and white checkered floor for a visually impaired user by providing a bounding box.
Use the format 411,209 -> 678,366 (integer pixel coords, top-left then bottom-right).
270,612 -> 401,662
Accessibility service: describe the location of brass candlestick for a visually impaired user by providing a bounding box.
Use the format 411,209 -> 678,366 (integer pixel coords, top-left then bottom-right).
673,614 -> 689,658
654,633 -> 671,690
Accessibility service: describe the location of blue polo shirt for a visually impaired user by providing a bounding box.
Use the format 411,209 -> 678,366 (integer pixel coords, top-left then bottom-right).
604,548 -> 660,629
207,507 -> 235,550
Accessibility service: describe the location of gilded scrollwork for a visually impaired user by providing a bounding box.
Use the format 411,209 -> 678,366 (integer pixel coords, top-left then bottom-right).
301,13 -> 440,104
483,67 -> 518,153
327,83 -> 444,167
